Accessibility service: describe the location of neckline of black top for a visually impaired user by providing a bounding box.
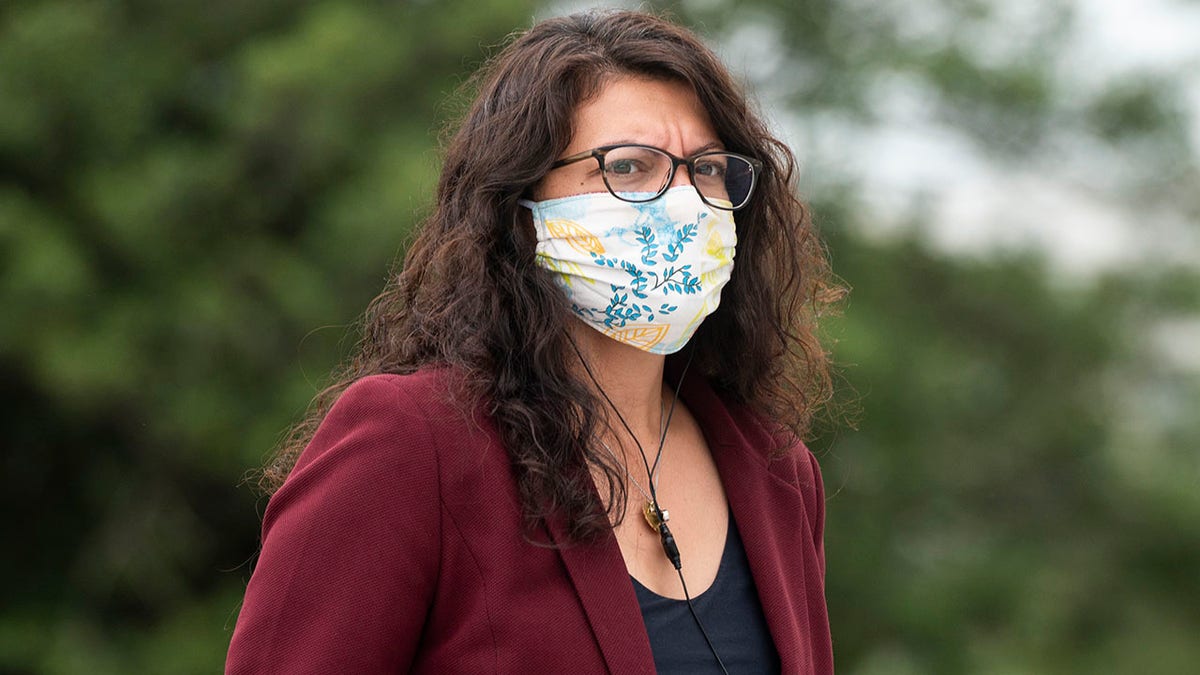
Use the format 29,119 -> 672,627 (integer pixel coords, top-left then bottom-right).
630,511 -> 781,674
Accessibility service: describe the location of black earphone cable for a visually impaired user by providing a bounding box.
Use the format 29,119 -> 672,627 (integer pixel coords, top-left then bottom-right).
677,566 -> 729,675
569,340 -> 729,674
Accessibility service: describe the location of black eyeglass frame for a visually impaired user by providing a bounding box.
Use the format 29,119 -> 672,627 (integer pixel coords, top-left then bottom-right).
549,144 -> 764,211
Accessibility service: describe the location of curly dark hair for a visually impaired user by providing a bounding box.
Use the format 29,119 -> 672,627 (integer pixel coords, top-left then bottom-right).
261,9 -> 841,542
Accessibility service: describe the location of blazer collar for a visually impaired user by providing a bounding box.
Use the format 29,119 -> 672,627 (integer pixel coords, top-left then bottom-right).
676,372 -> 821,672
543,512 -> 656,673
545,369 -> 818,673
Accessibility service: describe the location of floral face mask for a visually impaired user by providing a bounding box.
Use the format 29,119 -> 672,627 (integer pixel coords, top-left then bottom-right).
520,186 -> 737,355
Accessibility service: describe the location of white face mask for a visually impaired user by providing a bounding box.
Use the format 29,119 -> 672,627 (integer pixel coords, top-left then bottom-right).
520,186 -> 737,355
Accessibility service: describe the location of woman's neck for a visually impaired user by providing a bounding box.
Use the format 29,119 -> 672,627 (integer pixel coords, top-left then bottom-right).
569,321 -> 667,447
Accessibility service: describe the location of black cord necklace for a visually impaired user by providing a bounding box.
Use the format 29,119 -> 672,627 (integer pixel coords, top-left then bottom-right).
596,417 -> 670,532
569,340 -> 730,675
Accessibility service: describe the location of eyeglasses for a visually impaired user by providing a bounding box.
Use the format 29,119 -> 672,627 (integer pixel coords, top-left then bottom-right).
550,144 -> 763,211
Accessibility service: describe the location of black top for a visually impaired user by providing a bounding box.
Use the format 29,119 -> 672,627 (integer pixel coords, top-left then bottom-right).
632,512 -> 781,674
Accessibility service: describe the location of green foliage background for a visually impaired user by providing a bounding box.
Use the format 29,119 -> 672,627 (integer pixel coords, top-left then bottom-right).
1,1 -> 1196,673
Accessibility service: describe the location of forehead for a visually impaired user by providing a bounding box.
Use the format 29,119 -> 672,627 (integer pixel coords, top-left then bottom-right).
565,76 -> 720,154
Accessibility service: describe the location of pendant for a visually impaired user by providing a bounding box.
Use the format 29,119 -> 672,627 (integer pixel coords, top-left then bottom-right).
642,501 -> 669,531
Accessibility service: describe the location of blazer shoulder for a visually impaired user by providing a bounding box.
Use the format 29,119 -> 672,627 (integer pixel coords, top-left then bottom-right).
339,368 -> 462,416
291,369 -> 465,472
714,390 -> 819,482
232,371 -> 457,673
726,394 -> 826,525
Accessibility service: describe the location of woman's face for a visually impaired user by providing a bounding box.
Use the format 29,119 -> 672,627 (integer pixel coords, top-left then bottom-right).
533,76 -> 722,201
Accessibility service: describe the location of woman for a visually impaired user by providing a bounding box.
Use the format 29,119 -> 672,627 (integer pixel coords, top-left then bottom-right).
227,9 -> 838,674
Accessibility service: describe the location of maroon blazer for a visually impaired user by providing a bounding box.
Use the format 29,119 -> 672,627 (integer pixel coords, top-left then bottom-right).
226,369 -> 832,673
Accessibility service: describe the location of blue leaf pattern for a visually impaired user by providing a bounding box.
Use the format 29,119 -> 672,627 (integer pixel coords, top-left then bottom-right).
577,205 -> 706,328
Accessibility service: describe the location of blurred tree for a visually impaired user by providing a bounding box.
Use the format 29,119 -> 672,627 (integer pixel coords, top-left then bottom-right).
2,0 -> 1197,673
639,0 -> 1200,672
0,1 -> 533,672
815,214 -> 1200,674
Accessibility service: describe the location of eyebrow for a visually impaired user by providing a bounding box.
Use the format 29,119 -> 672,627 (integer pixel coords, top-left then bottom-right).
688,141 -> 725,155
598,139 -> 726,155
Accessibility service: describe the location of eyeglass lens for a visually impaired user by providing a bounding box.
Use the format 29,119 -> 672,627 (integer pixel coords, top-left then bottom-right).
602,146 -> 755,209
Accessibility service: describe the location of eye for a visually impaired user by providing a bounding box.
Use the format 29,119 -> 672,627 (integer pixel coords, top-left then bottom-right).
694,156 -> 728,178
608,158 -> 646,175
603,146 -> 667,178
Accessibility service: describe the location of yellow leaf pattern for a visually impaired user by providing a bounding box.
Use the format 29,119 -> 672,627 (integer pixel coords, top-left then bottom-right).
546,219 -> 605,256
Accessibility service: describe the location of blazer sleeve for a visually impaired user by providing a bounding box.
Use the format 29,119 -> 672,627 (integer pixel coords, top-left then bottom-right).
226,376 -> 441,674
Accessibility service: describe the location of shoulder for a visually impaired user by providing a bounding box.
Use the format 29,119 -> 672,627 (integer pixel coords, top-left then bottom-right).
324,369 -> 462,428
292,369 -> 468,470
720,390 -> 828,570
701,381 -> 825,517
692,377 -> 822,486
231,370 -> 472,672
268,368 -> 479,524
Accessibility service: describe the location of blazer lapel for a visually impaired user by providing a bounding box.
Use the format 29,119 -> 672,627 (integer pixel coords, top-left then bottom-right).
679,373 -> 823,673
544,513 -> 656,674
